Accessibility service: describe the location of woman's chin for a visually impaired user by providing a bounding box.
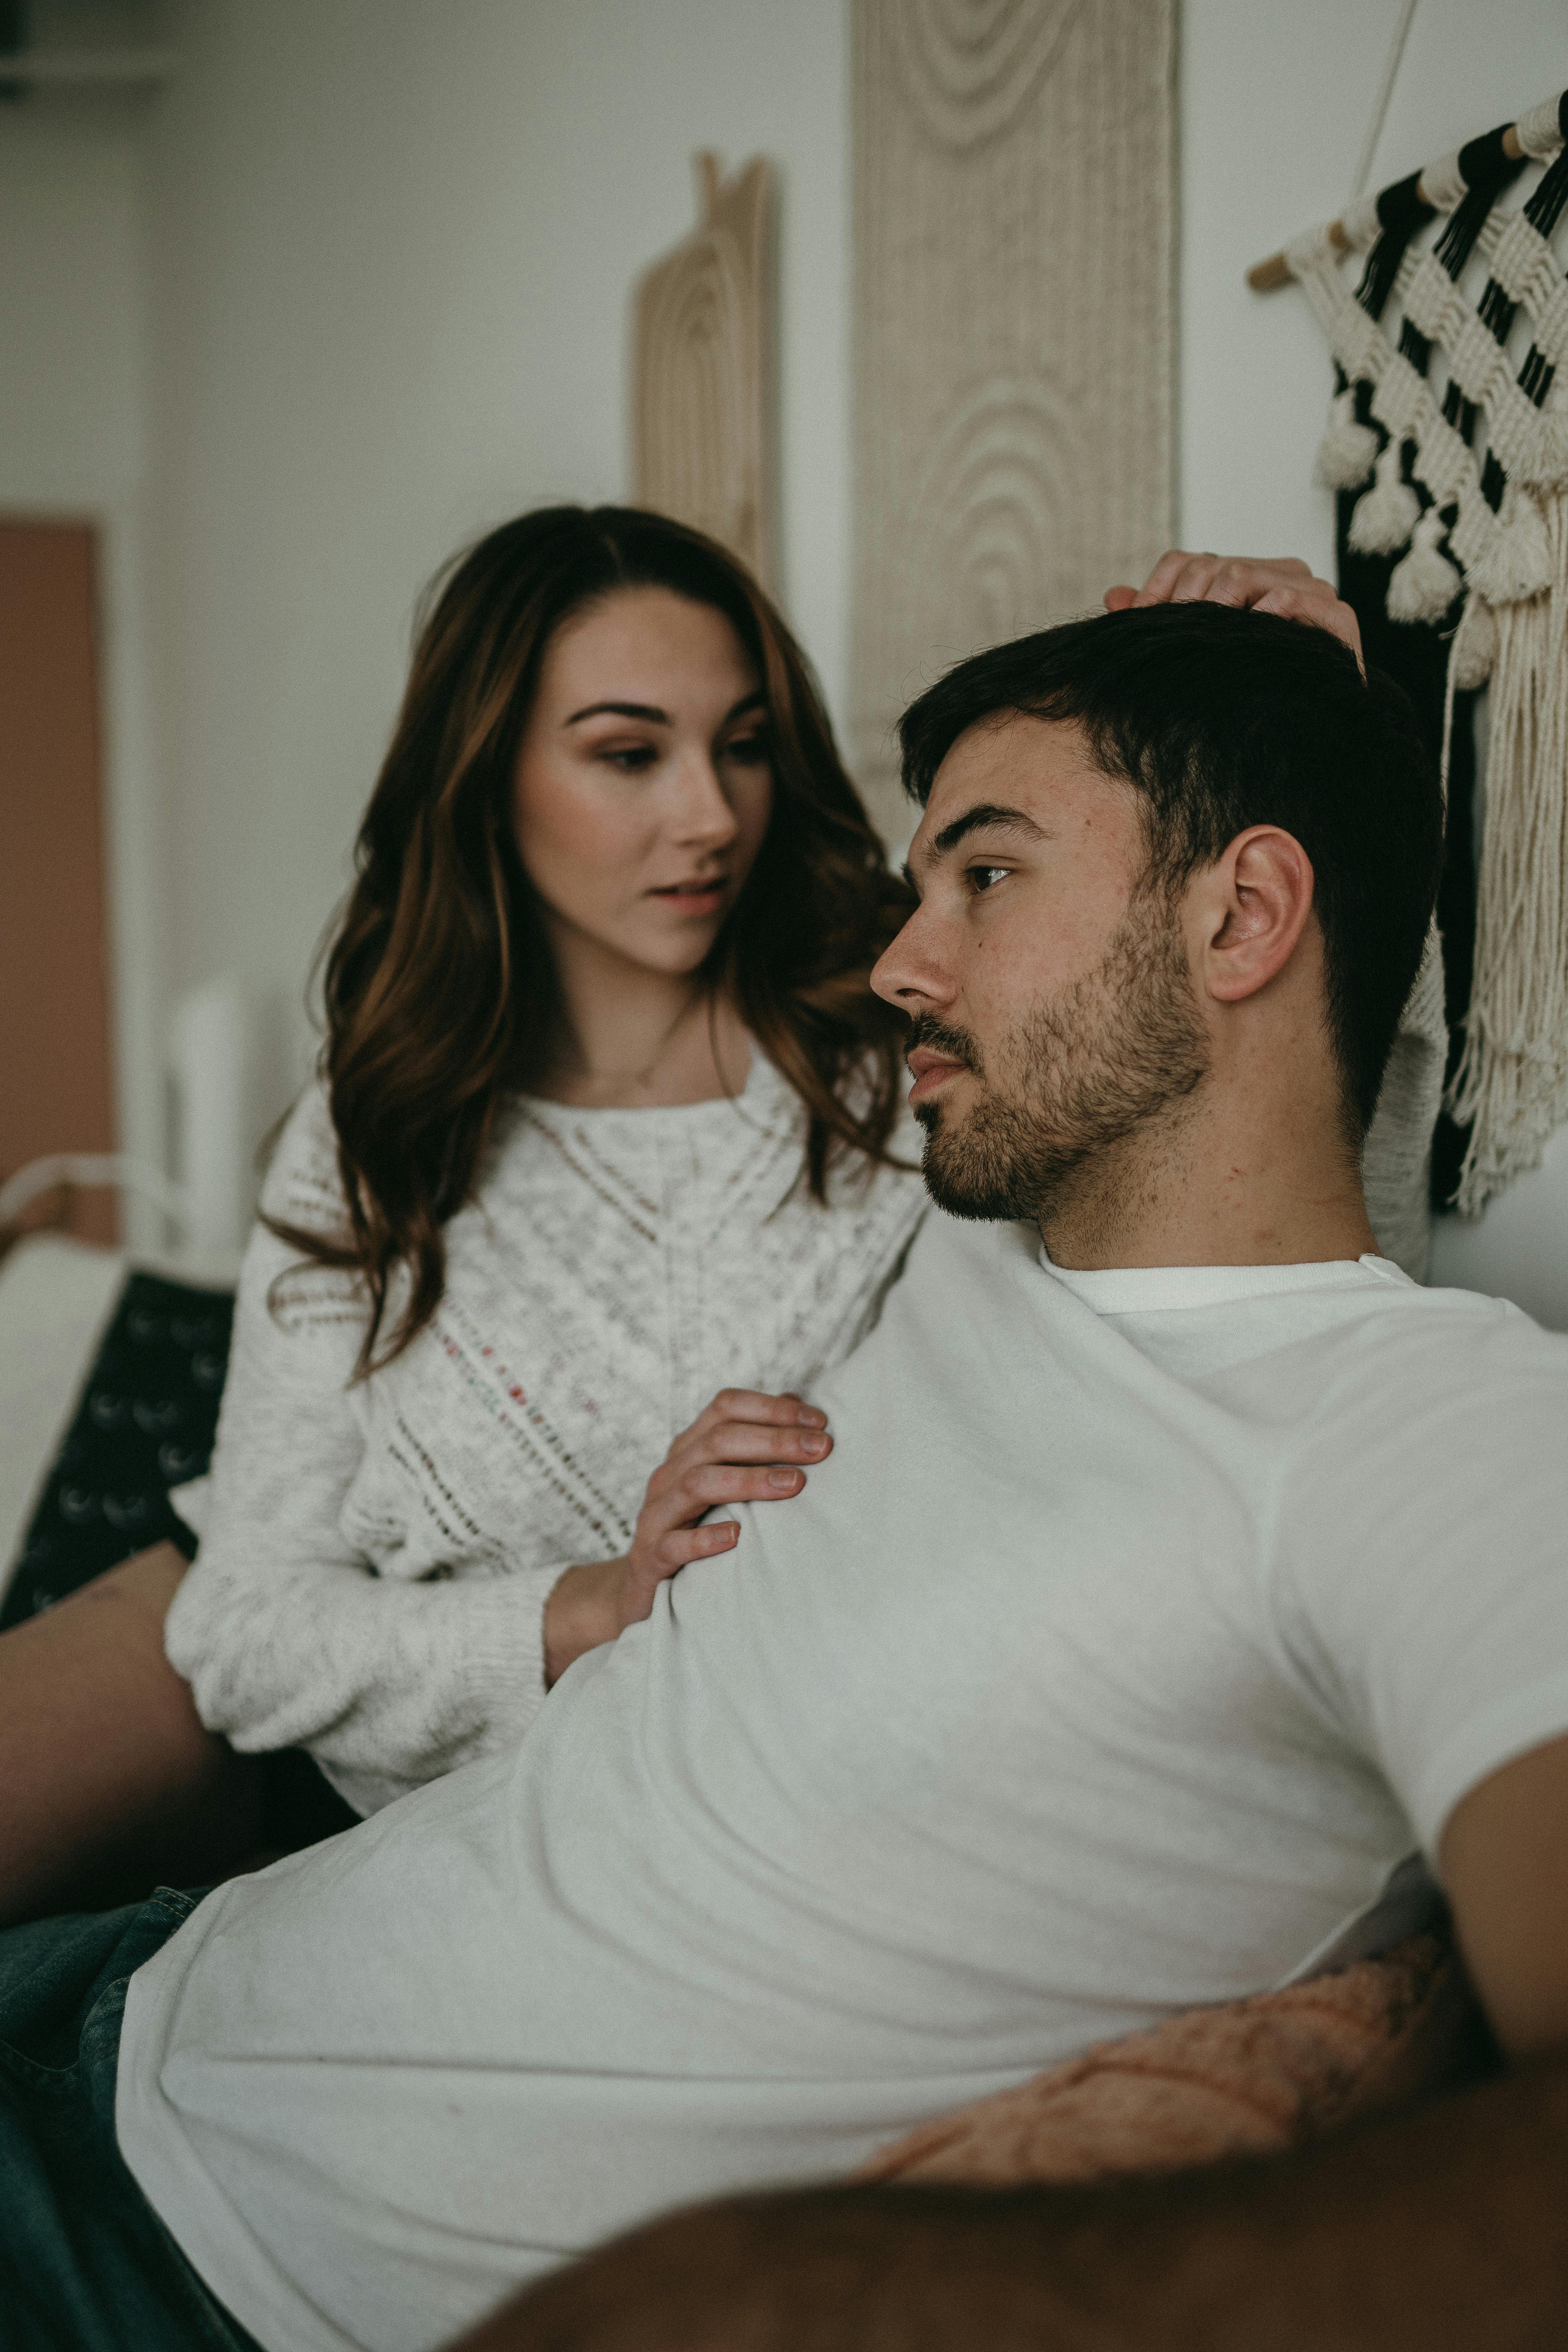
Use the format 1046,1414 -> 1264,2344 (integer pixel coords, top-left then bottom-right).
618,922 -> 725,980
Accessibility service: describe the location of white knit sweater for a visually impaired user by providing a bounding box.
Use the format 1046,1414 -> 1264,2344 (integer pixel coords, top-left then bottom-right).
165,1054 -> 929,1815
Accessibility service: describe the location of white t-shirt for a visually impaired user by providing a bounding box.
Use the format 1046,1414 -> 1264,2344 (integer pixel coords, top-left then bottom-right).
117,1216 -> 1568,2352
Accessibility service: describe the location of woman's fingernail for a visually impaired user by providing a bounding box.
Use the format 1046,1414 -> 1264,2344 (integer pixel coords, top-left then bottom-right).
768,1468 -> 802,1488
800,1434 -> 828,1455
799,1406 -> 827,1426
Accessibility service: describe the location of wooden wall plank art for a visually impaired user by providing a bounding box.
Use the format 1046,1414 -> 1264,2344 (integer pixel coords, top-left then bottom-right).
633,152 -> 775,584
851,0 -> 1177,838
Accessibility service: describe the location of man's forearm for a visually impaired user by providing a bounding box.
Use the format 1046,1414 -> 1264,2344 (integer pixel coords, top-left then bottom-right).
457,2060 -> 1568,2351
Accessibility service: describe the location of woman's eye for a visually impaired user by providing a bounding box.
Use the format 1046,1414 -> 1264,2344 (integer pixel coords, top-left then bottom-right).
968,864 -> 1011,893
721,731 -> 770,766
600,744 -> 658,773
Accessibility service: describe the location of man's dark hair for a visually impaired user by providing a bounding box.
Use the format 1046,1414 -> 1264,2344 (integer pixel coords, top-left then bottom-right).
898,603 -> 1444,1137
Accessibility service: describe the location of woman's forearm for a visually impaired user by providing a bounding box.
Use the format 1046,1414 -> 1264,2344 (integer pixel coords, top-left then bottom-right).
166,1544 -> 566,1808
543,1558 -> 625,1687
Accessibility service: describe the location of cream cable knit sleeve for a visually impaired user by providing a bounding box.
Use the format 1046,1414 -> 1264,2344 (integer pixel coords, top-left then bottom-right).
164,1070 -> 931,1816
163,1099 -> 568,1817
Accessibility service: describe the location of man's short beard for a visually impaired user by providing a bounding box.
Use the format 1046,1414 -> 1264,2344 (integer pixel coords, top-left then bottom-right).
914,890 -> 1210,1225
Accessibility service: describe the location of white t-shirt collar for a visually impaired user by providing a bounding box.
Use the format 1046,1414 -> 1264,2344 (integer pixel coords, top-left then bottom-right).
1038,1248 -> 1414,1316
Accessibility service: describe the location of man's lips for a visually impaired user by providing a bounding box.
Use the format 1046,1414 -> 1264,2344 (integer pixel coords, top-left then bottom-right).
906,1046 -> 971,1105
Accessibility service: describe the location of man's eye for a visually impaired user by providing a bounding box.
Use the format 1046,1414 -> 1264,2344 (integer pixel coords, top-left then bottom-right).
968,864 -> 1010,893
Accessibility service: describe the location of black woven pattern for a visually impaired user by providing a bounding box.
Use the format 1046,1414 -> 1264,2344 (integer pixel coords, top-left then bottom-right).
1329,117 -> 1568,1206
1356,172 -> 1438,322
1,1270 -> 235,1631
1437,126 -> 1528,277
1334,390 -> 1479,1212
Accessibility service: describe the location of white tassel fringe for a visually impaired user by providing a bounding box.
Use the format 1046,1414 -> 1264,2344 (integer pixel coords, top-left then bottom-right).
1387,510 -> 1462,624
1447,485 -> 1568,1214
1315,387 -> 1378,492
1348,443 -> 1420,556
1469,492 -> 1553,606
1450,594 -> 1498,692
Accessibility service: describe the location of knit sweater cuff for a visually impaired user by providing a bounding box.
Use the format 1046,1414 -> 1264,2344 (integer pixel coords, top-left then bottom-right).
466,1558 -> 565,1753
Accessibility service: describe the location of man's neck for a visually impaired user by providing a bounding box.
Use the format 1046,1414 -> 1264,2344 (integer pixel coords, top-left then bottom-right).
1037,1094 -> 1379,1272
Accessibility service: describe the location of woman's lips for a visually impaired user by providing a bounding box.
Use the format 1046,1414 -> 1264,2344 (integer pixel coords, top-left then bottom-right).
649,877 -> 727,914
906,1048 -> 970,1106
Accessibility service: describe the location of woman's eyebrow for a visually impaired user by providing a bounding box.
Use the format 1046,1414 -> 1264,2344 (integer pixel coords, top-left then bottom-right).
561,690 -> 765,728
564,700 -> 669,726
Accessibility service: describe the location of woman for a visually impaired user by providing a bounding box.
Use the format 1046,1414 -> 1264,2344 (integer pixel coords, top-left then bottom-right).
0,504 -> 929,1911
161,502 -> 930,1818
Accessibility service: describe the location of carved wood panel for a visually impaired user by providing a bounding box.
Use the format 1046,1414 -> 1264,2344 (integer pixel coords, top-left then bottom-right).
633,152 -> 774,584
852,0 -> 1177,837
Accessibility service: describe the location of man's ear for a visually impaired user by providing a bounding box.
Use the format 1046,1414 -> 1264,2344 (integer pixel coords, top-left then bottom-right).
1193,826 -> 1316,1006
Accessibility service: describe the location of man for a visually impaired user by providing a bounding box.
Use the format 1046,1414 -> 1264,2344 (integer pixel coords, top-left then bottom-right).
458,558 -> 1568,2350
4,562 -> 1566,2352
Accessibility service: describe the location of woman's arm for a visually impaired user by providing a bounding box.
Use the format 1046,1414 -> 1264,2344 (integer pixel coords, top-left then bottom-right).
166,1094 -> 830,1812
173,1301 -> 827,1804
542,1389 -> 831,1685
163,1093 -> 568,1810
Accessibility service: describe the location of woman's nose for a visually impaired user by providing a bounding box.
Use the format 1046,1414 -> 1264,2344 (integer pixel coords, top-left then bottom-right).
671,753 -> 741,844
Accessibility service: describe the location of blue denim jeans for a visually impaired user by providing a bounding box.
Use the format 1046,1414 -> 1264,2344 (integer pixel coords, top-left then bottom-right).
0,1887 -> 263,2351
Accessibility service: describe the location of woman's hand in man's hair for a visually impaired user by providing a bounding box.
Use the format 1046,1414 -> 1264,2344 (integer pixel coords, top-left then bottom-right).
1105,552 -> 1364,671
542,1391 -> 831,1686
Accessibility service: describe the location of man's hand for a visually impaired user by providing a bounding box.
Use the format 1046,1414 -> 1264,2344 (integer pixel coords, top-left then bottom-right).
542,1391 -> 831,1686
1105,551 -> 1364,670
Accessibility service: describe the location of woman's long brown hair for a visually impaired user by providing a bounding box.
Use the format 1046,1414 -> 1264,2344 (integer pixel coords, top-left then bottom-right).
272,504 -> 915,1374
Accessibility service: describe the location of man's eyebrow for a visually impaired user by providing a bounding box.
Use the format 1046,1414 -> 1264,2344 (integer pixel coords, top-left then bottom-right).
563,690 -> 767,729
917,802 -> 1050,866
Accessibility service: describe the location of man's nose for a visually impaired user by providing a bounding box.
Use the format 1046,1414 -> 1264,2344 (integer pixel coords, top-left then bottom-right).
871,904 -> 954,1010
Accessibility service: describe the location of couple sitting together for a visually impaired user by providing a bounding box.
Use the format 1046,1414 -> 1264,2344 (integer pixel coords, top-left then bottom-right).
2,509 -> 1565,2352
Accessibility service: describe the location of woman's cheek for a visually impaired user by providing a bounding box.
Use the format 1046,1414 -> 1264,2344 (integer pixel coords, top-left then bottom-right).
516,783 -> 655,923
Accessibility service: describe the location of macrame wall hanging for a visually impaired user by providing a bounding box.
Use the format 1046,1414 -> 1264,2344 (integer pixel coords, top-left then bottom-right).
850,0 -> 1176,844
632,152 -> 775,584
1253,89 -> 1568,1219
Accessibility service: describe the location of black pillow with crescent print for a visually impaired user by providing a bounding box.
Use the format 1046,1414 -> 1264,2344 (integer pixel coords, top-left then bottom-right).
0,1270 -> 234,1631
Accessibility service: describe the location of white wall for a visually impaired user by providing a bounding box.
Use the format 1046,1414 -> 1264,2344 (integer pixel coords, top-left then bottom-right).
0,91 -> 164,1243
6,1 -> 1564,1315
1181,0 -> 1568,1328
144,0 -> 850,1116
